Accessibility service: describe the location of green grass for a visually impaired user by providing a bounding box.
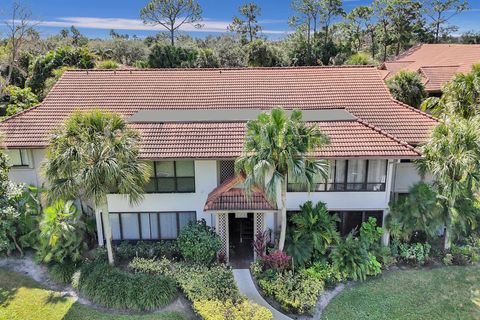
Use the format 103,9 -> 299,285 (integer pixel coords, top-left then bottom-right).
323,266 -> 480,320
0,268 -> 185,320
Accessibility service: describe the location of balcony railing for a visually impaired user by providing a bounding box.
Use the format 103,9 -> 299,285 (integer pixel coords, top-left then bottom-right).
287,182 -> 386,192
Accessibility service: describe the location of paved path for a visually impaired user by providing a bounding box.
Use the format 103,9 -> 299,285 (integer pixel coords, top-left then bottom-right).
233,269 -> 292,320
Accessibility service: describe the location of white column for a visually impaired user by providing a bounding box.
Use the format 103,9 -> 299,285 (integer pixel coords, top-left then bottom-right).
382,159 -> 397,246
95,207 -> 104,246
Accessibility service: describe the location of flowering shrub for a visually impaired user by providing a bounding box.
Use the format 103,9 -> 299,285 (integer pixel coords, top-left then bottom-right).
262,251 -> 291,271
193,299 -> 272,320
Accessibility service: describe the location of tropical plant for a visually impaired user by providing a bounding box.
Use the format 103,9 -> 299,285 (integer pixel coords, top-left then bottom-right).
330,232 -> 380,281
235,108 -> 330,251
0,150 -> 28,256
2,85 -> 38,117
345,52 -> 375,65
398,242 -> 431,265
286,201 -> 340,266
252,230 -> 269,258
262,251 -> 292,272
418,115 -> 480,248
387,182 -> 443,241
421,64 -> 480,119
359,217 -> 384,251
387,70 -> 427,108
36,200 -> 86,264
42,110 -> 151,264
97,59 -> 119,69
177,219 -> 221,265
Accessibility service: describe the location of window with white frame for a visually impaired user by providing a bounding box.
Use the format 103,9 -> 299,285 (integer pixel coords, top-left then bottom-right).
3,149 -> 31,167
108,211 -> 196,241
288,159 -> 388,192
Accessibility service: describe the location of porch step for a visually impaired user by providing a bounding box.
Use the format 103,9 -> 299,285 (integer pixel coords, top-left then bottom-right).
232,269 -> 292,320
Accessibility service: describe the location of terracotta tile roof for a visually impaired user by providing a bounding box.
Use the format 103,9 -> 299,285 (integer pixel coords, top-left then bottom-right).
204,175 -> 276,211
381,44 -> 480,92
0,67 -> 436,153
135,120 -> 421,159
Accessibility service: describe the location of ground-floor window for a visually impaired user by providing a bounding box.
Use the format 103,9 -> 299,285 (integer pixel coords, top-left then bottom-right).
330,211 -> 383,237
108,211 -> 196,241
287,210 -> 383,237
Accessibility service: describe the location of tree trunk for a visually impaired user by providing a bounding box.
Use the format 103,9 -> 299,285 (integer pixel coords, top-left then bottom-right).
170,29 -> 175,46
278,180 -> 287,252
444,227 -> 451,250
100,202 -> 115,265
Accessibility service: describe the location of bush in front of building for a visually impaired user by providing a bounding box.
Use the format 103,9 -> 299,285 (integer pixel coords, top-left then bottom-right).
74,259 -> 177,311
115,240 -> 180,260
193,299 -> 273,320
177,219 -> 221,265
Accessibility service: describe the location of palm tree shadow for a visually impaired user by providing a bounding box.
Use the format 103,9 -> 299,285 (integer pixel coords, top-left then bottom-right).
45,292 -> 69,305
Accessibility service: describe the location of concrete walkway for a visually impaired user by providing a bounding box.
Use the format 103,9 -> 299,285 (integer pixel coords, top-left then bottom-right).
233,269 -> 292,320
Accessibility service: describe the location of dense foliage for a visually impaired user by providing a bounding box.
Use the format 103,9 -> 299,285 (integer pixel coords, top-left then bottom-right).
387,70 -> 427,108
177,219 -> 221,265
115,240 -> 180,260
36,200 -> 86,264
2,85 -> 38,117
75,259 -> 177,311
286,201 -> 340,266
0,153 -> 39,256
193,299 -> 273,320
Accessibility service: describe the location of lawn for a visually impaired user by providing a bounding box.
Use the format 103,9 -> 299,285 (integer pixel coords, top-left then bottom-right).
0,268 -> 185,320
323,266 -> 480,320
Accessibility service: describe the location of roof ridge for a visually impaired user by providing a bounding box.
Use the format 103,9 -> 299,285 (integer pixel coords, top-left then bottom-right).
64,65 -> 378,73
390,44 -> 423,61
420,65 -> 460,69
355,118 -> 421,156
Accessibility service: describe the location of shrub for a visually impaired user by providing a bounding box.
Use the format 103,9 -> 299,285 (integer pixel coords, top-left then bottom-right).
375,245 -> 396,269
48,260 -> 80,284
257,270 -> 323,315
262,251 -> 291,272
451,244 -> 479,265
193,299 -> 273,320
443,253 -> 453,266
76,260 -> 177,311
177,219 -> 221,265
286,201 -> 340,267
129,257 -> 171,275
386,70 -> 427,108
398,242 -> 431,265
97,60 -> 119,69
252,230 -> 269,259
115,240 -> 179,260
303,262 -> 344,289
344,52 -> 375,65
36,200 -> 86,264
3,85 -> 39,117
330,233 -> 379,281
360,217 -> 384,251
173,263 -> 241,302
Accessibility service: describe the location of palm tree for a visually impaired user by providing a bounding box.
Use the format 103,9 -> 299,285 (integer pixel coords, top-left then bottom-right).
386,70 -> 427,108
235,108 -> 330,251
417,115 -> 480,249
421,64 -> 480,119
42,110 -> 151,264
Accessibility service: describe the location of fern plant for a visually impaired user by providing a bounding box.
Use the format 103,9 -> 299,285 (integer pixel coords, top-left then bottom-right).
330,233 -> 371,281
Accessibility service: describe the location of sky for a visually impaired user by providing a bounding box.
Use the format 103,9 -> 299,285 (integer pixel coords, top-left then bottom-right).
1,0 -> 480,39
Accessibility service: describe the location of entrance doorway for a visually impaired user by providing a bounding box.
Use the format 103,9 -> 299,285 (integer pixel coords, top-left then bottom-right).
228,212 -> 254,268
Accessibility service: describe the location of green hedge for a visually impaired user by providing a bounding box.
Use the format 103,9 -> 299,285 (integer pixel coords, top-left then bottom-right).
194,299 -> 273,320
75,260 -> 177,311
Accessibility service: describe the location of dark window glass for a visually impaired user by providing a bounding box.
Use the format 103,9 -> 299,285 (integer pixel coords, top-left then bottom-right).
146,161 -> 195,193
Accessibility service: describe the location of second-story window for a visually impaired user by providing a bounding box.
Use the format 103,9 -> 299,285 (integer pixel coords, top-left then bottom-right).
145,160 -> 195,193
288,159 -> 387,192
4,149 -> 31,167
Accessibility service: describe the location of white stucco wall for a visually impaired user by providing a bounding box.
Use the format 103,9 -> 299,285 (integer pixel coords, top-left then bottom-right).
8,149 -> 46,186
107,160 -> 218,226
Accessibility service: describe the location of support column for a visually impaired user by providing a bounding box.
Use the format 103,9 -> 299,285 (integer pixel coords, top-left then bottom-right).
95,208 -> 104,246
216,212 -> 229,262
253,212 -> 265,260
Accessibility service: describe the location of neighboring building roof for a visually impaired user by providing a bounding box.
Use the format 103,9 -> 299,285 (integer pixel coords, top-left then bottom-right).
204,175 -> 276,211
0,67 -> 436,157
380,44 -> 480,92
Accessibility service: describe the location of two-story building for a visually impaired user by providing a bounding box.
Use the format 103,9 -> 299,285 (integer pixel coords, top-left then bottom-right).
0,66 -> 438,264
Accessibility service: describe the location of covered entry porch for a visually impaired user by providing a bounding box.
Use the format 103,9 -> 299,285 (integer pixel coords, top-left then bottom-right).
204,176 -> 277,267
